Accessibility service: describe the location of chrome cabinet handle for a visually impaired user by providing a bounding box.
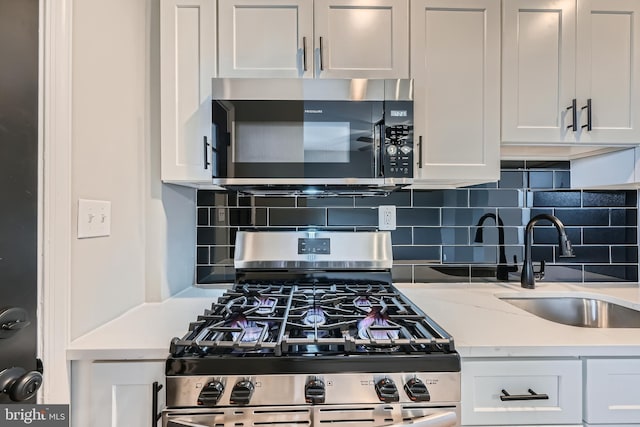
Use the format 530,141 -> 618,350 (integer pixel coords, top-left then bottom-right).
385,411 -> 457,427
566,98 -> 577,131
302,36 -> 308,72
500,388 -> 549,401
319,36 -> 324,71
581,98 -> 592,131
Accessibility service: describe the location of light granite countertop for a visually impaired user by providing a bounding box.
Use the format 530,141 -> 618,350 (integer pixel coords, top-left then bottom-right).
67,282 -> 640,361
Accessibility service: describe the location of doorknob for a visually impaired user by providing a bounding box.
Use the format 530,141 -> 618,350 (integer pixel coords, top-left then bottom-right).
0,367 -> 42,402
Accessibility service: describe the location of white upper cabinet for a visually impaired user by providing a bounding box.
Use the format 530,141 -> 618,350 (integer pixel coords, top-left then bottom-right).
410,0 -> 501,185
218,0 -> 409,79
313,0 -> 408,79
218,0 -> 313,78
160,0 -> 216,184
576,0 -> 640,143
502,0 -> 640,145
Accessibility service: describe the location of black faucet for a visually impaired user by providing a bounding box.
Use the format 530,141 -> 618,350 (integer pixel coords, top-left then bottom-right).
474,213 -> 518,281
521,213 -> 575,289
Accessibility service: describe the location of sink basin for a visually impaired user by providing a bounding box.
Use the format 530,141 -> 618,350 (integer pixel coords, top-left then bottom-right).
499,296 -> 640,328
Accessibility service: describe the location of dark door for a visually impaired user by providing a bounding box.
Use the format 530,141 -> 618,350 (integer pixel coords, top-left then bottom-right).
0,0 -> 42,403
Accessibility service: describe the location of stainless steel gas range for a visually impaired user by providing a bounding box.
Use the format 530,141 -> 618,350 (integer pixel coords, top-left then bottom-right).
163,231 -> 460,427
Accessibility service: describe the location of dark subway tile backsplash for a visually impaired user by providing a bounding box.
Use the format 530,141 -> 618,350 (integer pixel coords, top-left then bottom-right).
195,161 -> 639,284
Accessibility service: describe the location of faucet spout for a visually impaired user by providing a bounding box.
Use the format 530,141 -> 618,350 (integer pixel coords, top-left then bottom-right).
521,213 -> 575,289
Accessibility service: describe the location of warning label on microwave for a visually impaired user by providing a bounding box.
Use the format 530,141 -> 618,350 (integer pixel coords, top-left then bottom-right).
390,110 -> 407,117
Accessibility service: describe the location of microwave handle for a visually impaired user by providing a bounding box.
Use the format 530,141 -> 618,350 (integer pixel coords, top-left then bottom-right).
203,136 -> 211,170
375,120 -> 384,177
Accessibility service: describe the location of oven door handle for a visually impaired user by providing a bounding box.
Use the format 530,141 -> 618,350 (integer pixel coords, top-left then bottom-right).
167,419 -> 209,427
385,411 -> 457,427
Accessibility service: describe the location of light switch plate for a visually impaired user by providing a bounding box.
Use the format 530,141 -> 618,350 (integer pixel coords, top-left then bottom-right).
77,199 -> 111,238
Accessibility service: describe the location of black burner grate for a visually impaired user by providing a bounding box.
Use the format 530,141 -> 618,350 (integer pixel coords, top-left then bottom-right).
169,281 -> 455,358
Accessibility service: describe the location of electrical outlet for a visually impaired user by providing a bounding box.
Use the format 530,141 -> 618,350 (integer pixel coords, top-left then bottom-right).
378,205 -> 396,230
77,199 -> 111,238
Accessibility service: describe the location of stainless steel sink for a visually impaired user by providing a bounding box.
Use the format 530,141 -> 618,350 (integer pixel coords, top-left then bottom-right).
499,296 -> 640,328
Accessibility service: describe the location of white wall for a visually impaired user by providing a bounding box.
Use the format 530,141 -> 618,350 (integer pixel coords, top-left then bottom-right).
70,0 -> 196,339
71,0 -> 148,338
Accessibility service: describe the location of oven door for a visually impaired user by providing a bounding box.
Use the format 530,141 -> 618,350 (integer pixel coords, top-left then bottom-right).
163,404 -> 459,427
212,99 -> 384,181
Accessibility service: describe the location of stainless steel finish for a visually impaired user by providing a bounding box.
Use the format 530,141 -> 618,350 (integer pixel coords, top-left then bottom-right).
164,403 -> 459,427
386,412 -> 457,427
212,178 -> 412,186
211,78 -> 413,195
211,178 -> 412,196
234,231 -> 393,270
167,372 -> 460,407
500,296 -> 640,328
212,78 -> 413,101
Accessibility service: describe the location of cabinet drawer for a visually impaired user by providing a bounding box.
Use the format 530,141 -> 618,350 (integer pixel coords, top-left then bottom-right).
461,359 -> 582,425
584,358 -> 640,424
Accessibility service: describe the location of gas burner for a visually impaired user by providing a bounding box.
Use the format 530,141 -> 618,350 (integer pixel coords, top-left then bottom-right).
357,309 -> 400,341
303,307 -> 327,326
229,314 -> 268,343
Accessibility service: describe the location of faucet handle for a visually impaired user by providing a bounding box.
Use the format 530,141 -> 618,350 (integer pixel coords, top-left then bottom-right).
508,255 -> 519,273
534,260 -> 545,281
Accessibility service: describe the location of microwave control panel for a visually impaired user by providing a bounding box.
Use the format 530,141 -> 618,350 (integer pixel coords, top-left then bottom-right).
383,131 -> 413,180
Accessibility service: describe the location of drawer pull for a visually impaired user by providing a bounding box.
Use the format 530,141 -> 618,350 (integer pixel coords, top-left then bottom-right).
500,388 -> 549,401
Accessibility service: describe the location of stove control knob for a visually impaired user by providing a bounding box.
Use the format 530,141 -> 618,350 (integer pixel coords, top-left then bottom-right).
375,378 -> 399,402
404,378 -> 431,402
197,380 -> 225,406
305,377 -> 326,404
230,380 -> 254,405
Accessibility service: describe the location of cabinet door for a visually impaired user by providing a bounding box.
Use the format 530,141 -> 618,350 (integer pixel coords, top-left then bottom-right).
461,359 -> 582,426
313,0 -> 408,79
576,0 -> 640,143
73,361 -> 165,427
411,0 -> 500,184
160,0 -> 216,183
502,0 -> 577,143
584,358 -> 640,424
218,0 -> 313,78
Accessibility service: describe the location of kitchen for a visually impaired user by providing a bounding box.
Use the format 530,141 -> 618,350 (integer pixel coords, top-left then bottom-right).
9,0 -> 640,426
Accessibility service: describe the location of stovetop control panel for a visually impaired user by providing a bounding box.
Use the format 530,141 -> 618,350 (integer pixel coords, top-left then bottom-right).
167,372 -> 460,408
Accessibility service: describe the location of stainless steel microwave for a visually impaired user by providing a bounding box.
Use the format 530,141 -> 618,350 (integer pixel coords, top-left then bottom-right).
210,78 -> 413,196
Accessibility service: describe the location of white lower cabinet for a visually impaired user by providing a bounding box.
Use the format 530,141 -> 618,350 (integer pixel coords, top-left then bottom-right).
461,358 -> 582,426
71,360 -> 165,427
584,358 -> 640,425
